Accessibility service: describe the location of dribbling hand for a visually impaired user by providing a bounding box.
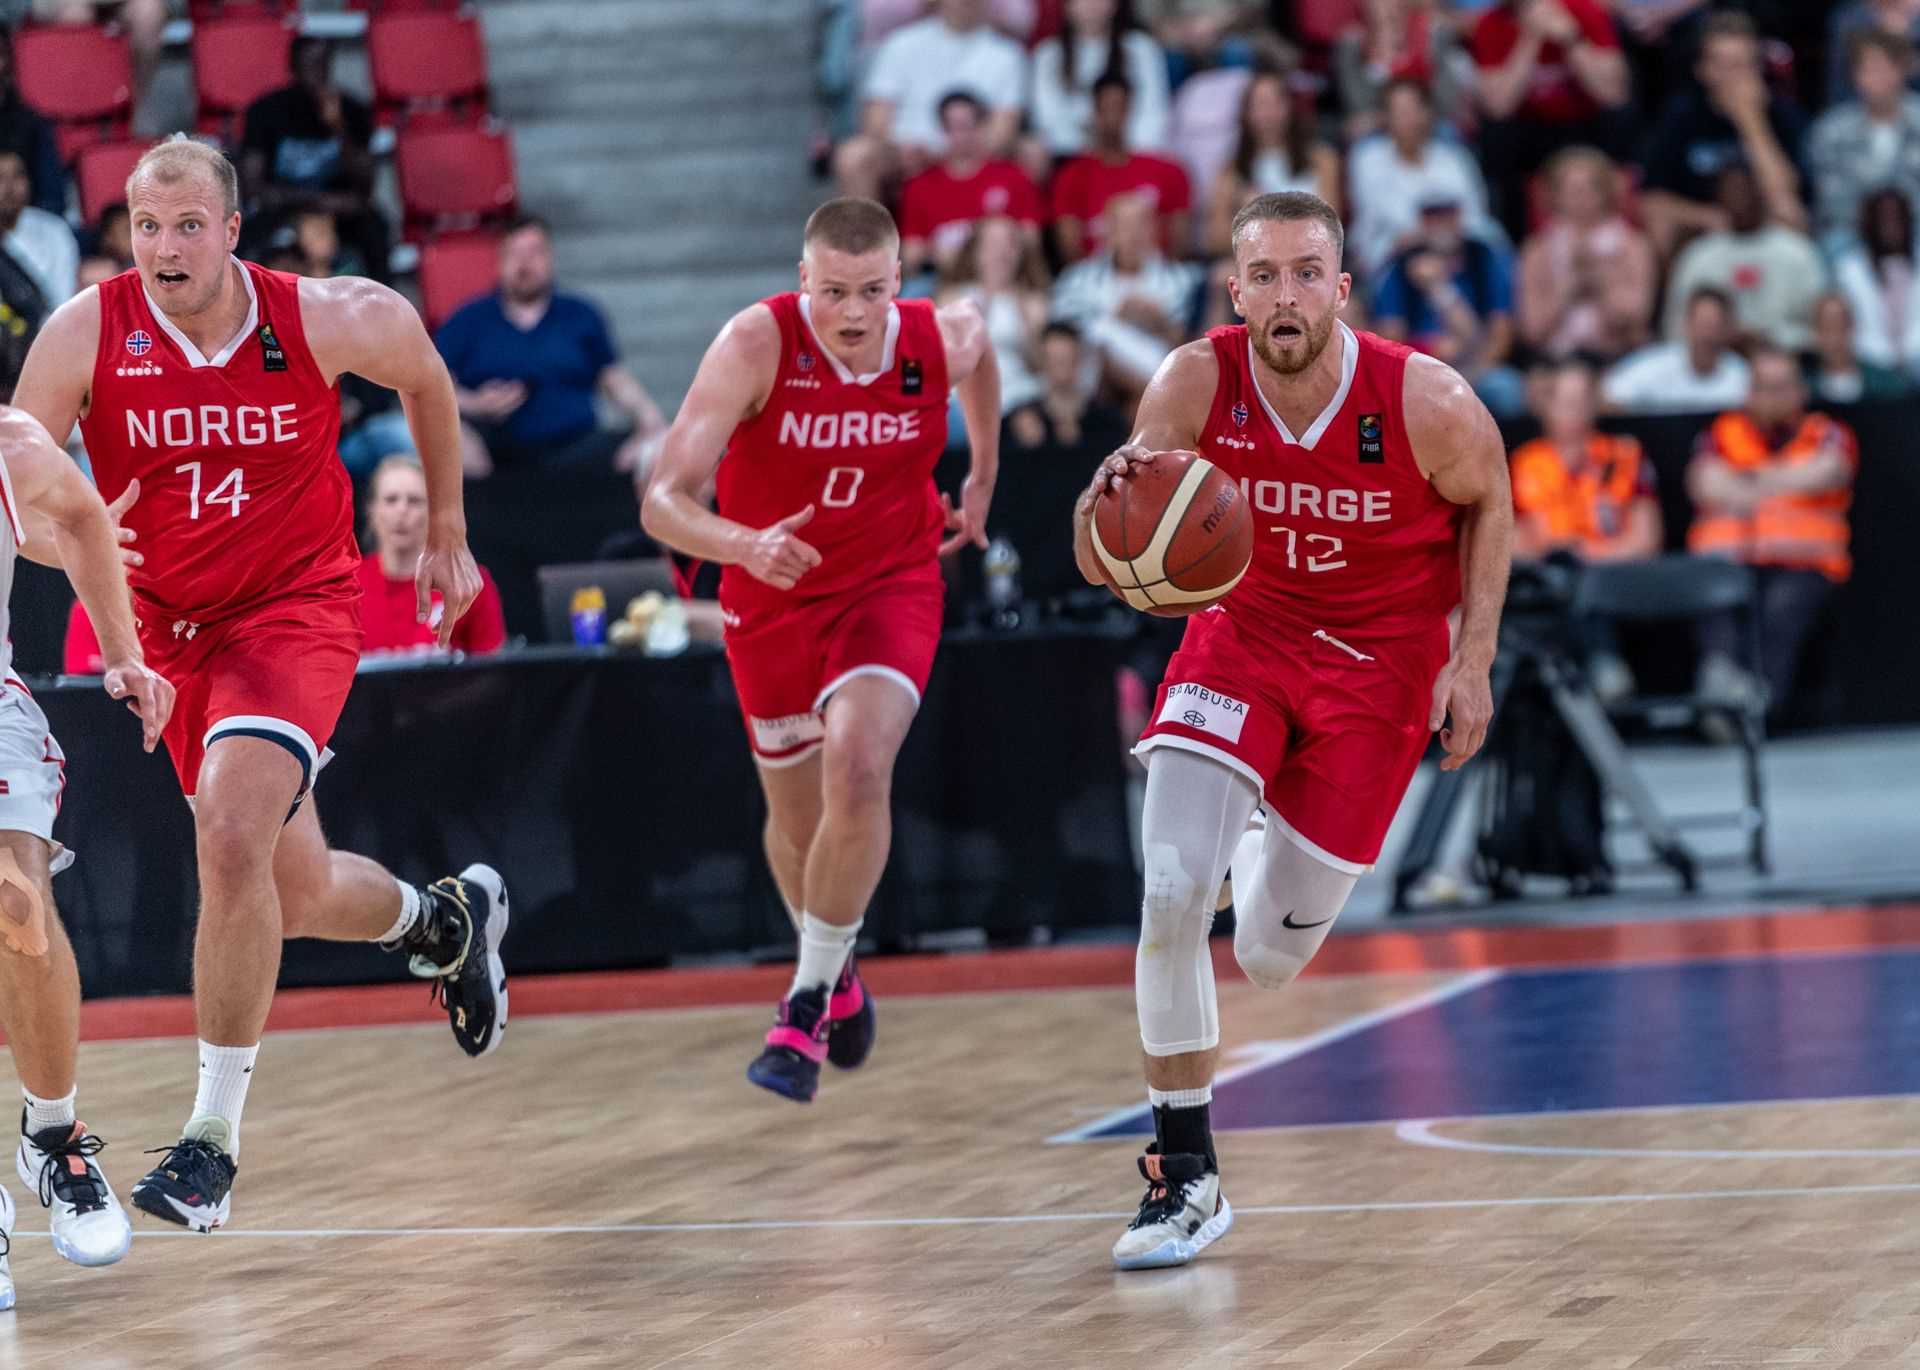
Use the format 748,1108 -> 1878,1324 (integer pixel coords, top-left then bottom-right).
744,505 -> 822,591
103,660 -> 174,753
1072,446 -> 1154,585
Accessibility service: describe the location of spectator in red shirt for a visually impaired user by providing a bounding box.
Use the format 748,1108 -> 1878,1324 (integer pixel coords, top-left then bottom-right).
1471,0 -> 1634,239
1050,73 -> 1193,263
358,456 -> 507,657
900,91 -> 1044,279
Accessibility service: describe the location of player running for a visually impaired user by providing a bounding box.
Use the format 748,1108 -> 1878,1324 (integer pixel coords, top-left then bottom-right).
1071,192 -> 1512,1269
11,136 -> 508,1232
643,198 -> 999,1103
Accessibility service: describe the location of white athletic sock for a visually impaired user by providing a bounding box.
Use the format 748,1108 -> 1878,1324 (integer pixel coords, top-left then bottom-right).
377,879 -> 422,946
789,914 -> 861,997
1147,1085 -> 1212,1109
22,1087 -> 76,1136
186,1042 -> 258,1159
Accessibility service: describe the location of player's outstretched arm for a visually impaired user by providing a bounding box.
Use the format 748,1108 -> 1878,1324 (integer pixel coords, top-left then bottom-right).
302,276 -> 480,647
8,289 -> 103,571
640,305 -> 821,592
936,298 -> 998,555
1406,353 -> 1513,772
0,409 -> 171,749
1071,340 -> 1217,586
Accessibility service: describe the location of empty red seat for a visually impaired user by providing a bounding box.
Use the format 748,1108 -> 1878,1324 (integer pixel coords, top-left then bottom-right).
187,0 -> 291,18
12,26 -> 134,162
417,232 -> 500,329
395,124 -> 516,234
369,9 -> 489,127
74,139 -> 153,223
193,14 -> 295,146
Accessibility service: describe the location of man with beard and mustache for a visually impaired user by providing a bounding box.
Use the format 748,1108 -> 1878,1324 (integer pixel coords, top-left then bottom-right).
1070,191 -> 1512,1271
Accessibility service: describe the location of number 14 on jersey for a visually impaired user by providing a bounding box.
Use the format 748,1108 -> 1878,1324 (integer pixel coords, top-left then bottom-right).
176,462 -> 250,520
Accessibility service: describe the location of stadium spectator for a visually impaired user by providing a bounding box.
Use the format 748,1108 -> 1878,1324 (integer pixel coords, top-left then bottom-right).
1510,357 -> 1661,699
79,204 -> 133,283
1469,0 -> 1633,237
1370,196 -> 1525,415
1051,74 -> 1192,262
0,32 -> 65,218
358,456 -> 506,657
240,36 -> 390,283
1827,0 -> 1920,107
1201,69 -> 1340,258
1030,0 -> 1171,158
1136,0 -> 1258,84
29,0 -> 167,109
835,0 -> 1029,201
1807,291 -> 1910,404
1687,345 -> 1856,717
1829,188 -> 1920,375
1347,78 -> 1496,279
1661,164 -> 1825,351
1603,284 -> 1750,412
0,149 -> 75,310
1516,146 -> 1657,362
437,216 -> 668,478
1637,10 -> 1809,259
1005,320 -> 1130,455
937,216 -> 1050,414
900,92 -> 1044,278
1809,31 -> 1920,256
1606,0 -> 1710,112
1051,191 -> 1200,400
1333,0 -> 1471,142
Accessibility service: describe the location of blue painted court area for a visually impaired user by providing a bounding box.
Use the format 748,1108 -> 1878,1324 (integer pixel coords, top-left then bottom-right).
1080,948 -> 1920,1139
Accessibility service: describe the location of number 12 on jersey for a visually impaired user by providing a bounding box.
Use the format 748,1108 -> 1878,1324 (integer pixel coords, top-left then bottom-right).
176,462 -> 250,520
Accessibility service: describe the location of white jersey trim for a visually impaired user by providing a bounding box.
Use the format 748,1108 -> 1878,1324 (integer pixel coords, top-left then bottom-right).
797,295 -> 901,387
1265,805 -> 1372,875
814,663 -> 921,714
204,713 -> 319,774
1247,320 -> 1358,451
142,255 -> 260,370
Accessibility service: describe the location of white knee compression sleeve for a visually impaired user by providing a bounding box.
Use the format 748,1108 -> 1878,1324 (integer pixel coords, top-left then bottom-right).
1231,827 -> 1360,990
1136,748 -> 1260,1056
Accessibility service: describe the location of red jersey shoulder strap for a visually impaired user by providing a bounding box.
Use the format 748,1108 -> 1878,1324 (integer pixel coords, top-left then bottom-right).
1202,325 -> 1249,431
246,262 -> 328,389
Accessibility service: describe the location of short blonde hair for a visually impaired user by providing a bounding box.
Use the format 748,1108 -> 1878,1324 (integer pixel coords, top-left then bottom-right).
126,134 -> 239,218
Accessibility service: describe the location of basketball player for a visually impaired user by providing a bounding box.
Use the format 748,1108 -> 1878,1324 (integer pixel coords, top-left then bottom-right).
643,198 -> 998,1103
1071,192 -> 1511,1268
11,136 -> 509,1232
0,406 -> 171,1303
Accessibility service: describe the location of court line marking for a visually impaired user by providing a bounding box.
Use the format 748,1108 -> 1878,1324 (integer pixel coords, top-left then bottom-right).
13,1180 -> 1919,1241
1046,967 -> 1503,1144
1394,1117 -> 1920,1160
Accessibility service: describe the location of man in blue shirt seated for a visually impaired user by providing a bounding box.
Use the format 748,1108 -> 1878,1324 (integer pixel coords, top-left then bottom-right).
436,215 -> 667,477
1370,194 -> 1526,417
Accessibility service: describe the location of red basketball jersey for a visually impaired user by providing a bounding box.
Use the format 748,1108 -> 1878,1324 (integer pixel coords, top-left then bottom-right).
716,292 -> 949,620
80,260 -> 356,625
1198,322 -> 1461,637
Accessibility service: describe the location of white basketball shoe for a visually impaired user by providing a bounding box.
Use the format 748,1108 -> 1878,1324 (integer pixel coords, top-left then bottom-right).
1111,1145 -> 1234,1271
17,1115 -> 133,1267
0,1180 -> 15,1309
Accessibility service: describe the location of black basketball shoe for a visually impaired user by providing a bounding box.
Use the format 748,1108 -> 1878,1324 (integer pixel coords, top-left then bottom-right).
825,955 -> 876,1069
747,984 -> 831,1102
130,1133 -> 236,1233
395,864 -> 509,1058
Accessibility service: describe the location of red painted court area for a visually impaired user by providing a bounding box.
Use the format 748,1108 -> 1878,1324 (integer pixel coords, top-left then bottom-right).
62,904 -> 1920,1044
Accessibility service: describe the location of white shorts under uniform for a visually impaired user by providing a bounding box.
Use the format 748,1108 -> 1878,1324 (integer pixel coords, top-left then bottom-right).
0,679 -> 72,872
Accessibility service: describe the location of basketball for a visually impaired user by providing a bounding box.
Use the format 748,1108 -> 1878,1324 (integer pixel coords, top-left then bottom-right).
1089,450 -> 1254,616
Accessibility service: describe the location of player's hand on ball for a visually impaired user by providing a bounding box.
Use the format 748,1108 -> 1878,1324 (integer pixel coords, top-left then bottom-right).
107,478 -> 142,569
938,475 -> 993,556
1430,651 -> 1493,771
417,529 -> 483,649
1073,446 -> 1154,584
745,505 -> 822,591
103,660 -> 173,753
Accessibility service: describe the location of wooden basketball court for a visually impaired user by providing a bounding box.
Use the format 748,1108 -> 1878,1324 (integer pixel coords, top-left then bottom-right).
6,906 -> 1920,1367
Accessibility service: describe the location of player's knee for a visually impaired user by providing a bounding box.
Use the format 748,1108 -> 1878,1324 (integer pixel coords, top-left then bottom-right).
193,806 -> 277,888
1233,930 -> 1308,991
821,742 -> 891,815
1140,841 -> 1206,942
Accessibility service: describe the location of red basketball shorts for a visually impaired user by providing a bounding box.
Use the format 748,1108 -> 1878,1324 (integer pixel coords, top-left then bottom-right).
137,586 -> 364,800
1135,606 -> 1454,872
723,567 -> 945,766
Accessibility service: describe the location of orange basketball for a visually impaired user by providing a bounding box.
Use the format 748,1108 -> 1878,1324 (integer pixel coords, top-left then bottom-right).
1090,450 -> 1253,617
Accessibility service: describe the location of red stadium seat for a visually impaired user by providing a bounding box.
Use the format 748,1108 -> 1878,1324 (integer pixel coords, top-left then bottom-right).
368,10 -> 489,127
193,14 -> 295,146
74,139 -> 153,223
1294,0 -> 1361,50
417,232 -> 500,329
186,0 -> 290,18
347,0 -> 465,10
395,124 -> 517,235
12,26 -> 134,162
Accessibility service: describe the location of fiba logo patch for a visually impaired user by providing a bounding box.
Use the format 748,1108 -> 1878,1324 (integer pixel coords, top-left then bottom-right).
1231,401 -> 1248,428
124,330 -> 153,357
1358,412 -> 1384,463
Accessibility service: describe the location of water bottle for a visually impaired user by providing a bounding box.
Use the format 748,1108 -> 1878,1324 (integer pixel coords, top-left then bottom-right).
983,537 -> 1023,631
569,585 -> 608,646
